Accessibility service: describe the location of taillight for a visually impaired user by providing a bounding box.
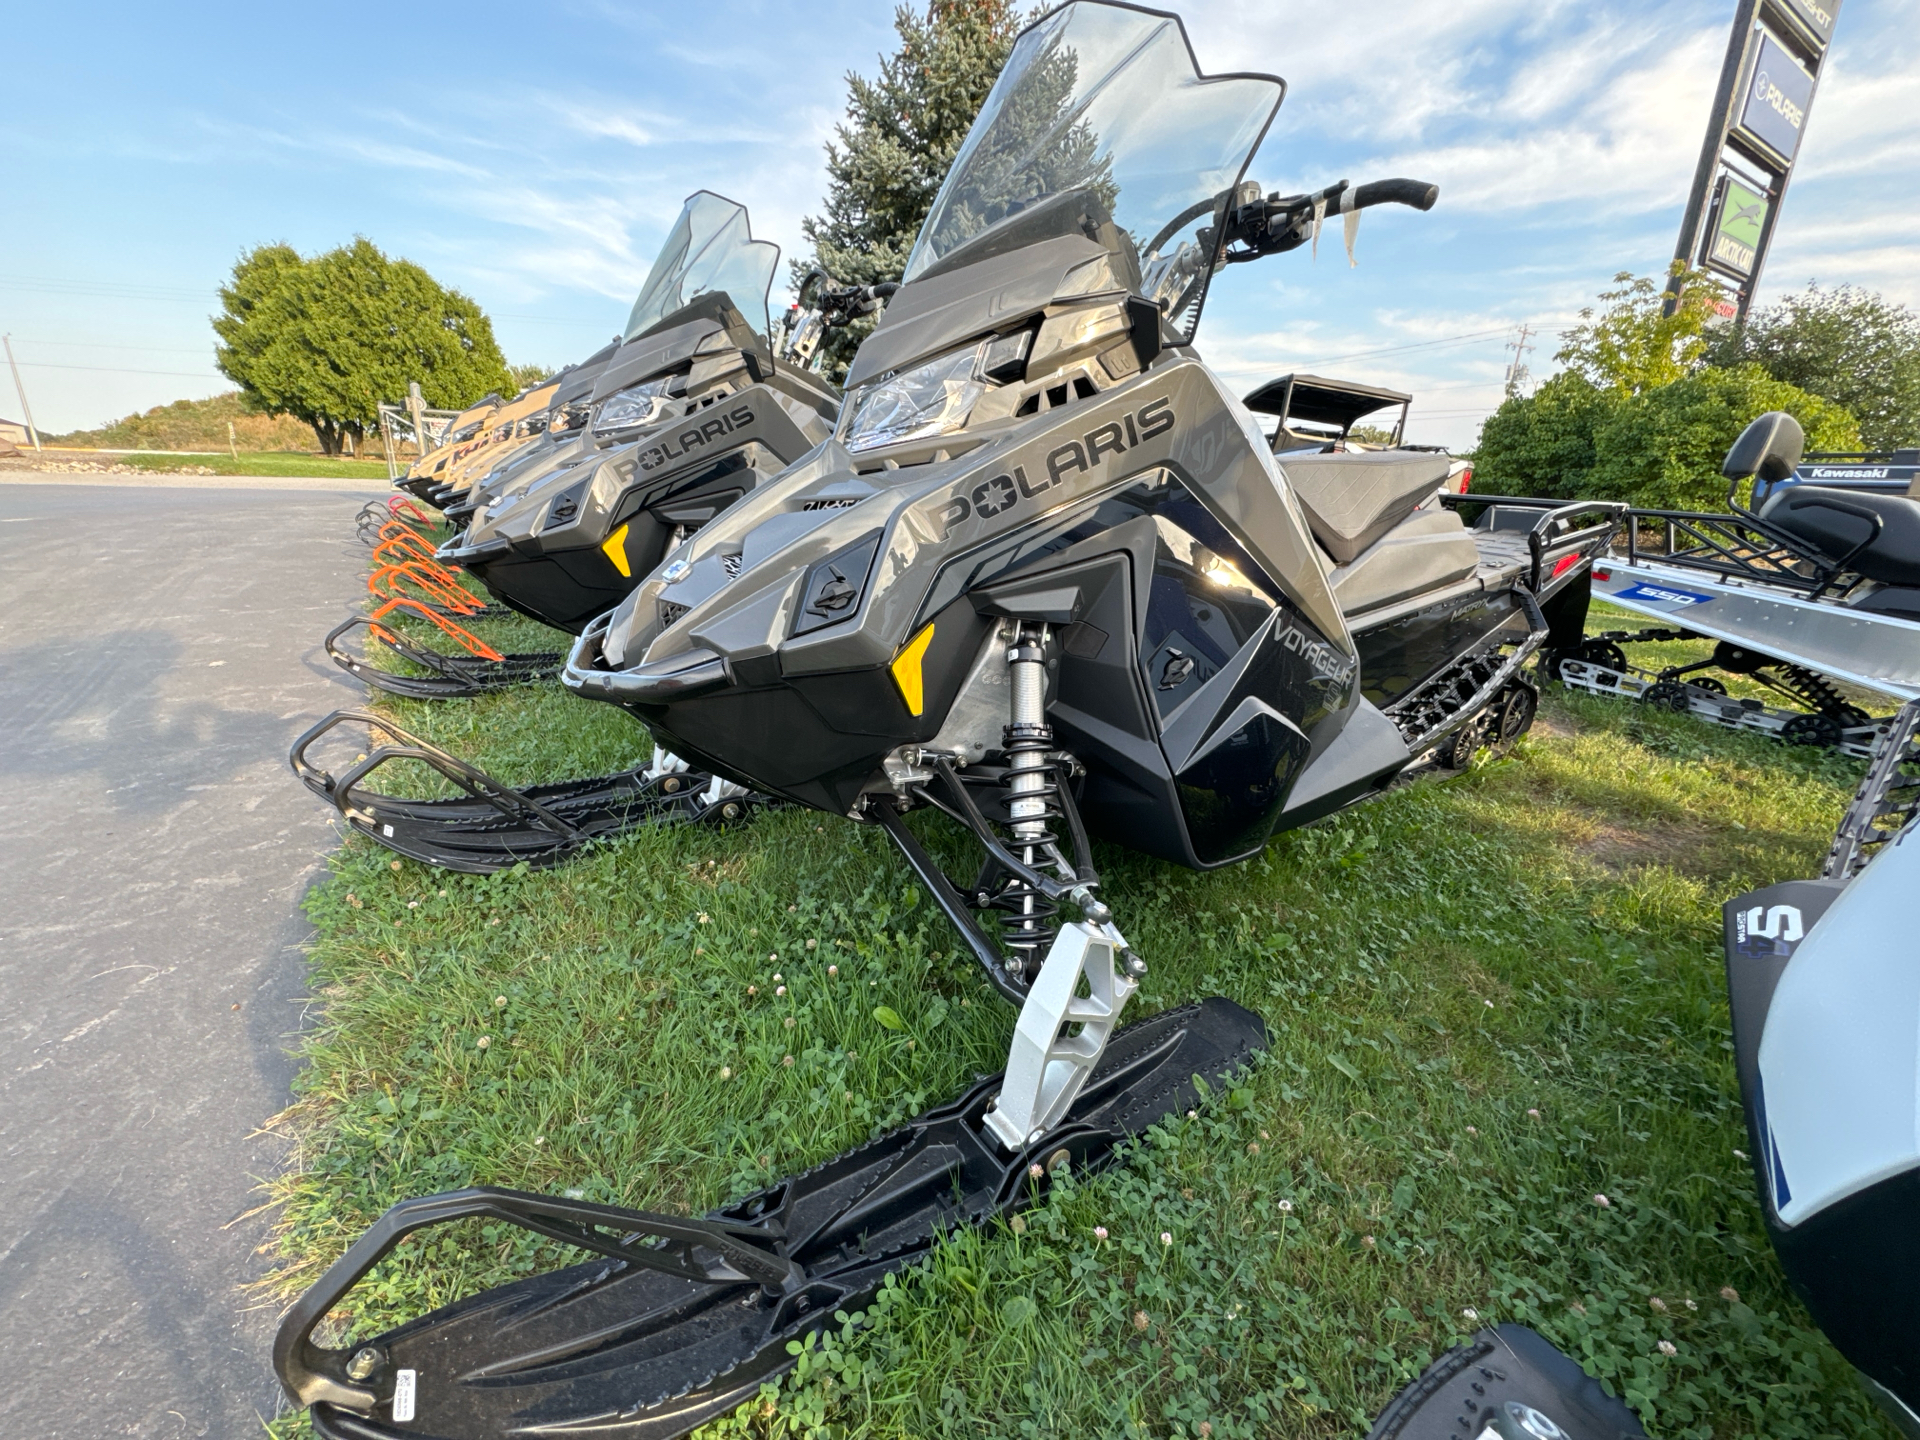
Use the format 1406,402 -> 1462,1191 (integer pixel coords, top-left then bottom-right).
1457,465 -> 1472,494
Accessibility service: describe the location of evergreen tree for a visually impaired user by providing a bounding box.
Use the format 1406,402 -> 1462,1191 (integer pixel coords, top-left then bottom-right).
797,0 -> 1023,376
213,238 -> 514,455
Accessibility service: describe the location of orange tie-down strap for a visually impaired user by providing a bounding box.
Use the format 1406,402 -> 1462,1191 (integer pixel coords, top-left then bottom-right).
367,598 -> 506,663
367,561 -> 487,615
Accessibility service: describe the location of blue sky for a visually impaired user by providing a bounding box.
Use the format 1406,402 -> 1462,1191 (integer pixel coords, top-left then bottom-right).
5,0 -> 1917,447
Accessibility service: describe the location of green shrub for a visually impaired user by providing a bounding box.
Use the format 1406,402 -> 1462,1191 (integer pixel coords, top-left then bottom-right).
1586,364 -> 1860,511
1472,373 -> 1614,499
1474,366 -> 1858,510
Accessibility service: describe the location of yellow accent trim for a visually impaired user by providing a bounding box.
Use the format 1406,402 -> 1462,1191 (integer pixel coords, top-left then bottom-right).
890,622 -> 937,717
601,523 -> 631,578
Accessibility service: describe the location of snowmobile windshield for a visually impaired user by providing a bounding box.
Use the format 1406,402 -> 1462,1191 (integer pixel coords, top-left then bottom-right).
900,2 -> 1282,337
622,191 -> 779,347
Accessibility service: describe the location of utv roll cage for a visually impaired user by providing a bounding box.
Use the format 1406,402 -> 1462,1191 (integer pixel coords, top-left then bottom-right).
1243,372 -> 1411,452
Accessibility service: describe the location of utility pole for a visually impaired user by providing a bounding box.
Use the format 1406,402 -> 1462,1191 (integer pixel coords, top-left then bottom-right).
3,334 -> 43,451
1503,324 -> 1536,397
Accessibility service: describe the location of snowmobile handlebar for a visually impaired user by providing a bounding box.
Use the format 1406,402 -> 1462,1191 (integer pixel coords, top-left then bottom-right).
1218,176 -> 1440,263
795,266 -> 899,328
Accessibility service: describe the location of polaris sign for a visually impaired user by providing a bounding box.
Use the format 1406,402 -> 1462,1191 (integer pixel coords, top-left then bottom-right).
1737,34 -> 1816,164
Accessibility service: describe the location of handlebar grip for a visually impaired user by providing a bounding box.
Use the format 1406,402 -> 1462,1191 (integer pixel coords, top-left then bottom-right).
1351,178 -> 1439,212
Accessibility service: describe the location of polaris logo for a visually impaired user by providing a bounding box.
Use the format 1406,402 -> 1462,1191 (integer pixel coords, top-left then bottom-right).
637,405 -> 755,472
1752,71 -> 1806,130
930,397 -> 1175,536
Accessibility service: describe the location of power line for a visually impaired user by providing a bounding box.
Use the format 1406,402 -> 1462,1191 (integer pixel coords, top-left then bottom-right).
13,360 -> 223,379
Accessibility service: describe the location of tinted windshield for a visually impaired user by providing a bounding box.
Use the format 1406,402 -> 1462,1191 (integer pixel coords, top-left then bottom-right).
902,2 -> 1281,336
623,191 -> 779,344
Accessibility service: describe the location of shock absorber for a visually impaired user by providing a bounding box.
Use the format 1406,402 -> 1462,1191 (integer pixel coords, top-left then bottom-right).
996,622 -> 1061,976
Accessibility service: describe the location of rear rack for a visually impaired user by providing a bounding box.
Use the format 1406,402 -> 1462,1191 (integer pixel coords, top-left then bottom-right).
1438,493 -> 1627,593
289,711 -> 756,872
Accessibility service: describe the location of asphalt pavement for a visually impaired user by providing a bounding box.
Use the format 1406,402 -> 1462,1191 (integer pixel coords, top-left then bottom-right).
0,476 -> 384,1437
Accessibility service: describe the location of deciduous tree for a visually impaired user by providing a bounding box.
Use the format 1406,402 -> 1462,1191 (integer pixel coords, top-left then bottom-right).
213,238 -> 514,455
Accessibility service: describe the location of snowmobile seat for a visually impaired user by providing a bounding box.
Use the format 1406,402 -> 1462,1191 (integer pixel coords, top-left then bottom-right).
1758,486 -> 1920,587
1278,450 -> 1454,565
1326,502 -> 1482,619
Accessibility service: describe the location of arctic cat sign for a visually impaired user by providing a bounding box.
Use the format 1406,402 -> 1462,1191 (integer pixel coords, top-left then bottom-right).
1705,174 -> 1770,280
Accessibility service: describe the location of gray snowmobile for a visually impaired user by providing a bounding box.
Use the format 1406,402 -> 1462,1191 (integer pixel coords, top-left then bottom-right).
271,9 -> 1619,1436
326,193 -> 849,700
439,192 -> 844,636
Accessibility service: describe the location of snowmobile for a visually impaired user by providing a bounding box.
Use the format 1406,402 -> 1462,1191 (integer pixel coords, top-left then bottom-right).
1367,1324 -> 1648,1440
397,394 -> 507,502
1555,413 -> 1920,756
325,193 -> 853,700
1723,694 -> 1920,1436
267,10 -> 1622,1437
1246,370 -> 1413,453
432,338 -> 624,524
437,192 -> 845,636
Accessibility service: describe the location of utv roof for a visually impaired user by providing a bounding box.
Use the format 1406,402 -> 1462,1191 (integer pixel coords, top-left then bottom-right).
1243,374 -> 1411,431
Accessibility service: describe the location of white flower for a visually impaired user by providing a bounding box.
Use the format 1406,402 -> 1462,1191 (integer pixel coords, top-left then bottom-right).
1028,1163 -> 1044,1179
719,1066 -> 732,1079
827,964 -> 838,976
775,985 -> 787,997
1593,1193 -> 1611,1208
476,1036 -> 490,1049
1093,1226 -> 1109,1242
1657,1340 -> 1677,1357
1462,1307 -> 1479,1322
1160,1232 -> 1173,1246
1277,1198 -> 1294,1213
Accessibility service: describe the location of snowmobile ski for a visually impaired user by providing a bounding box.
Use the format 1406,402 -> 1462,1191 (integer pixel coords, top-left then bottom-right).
273,996 -> 1266,1440
324,614 -> 566,701
289,711 -> 758,873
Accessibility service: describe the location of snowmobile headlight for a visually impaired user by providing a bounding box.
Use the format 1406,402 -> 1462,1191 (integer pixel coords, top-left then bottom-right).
593,376 -> 675,437
840,344 -> 985,453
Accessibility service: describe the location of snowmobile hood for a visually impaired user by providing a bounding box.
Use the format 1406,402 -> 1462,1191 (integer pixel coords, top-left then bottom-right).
563,2 -> 1317,818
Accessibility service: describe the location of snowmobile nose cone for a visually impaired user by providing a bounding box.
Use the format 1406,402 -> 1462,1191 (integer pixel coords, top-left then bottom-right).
662,559 -> 693,584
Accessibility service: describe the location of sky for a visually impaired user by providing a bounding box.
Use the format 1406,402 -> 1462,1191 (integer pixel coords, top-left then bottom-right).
4,0 -> 1917,449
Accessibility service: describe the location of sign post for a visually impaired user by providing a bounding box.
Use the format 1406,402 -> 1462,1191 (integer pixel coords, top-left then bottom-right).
1664,0 -> 1840,319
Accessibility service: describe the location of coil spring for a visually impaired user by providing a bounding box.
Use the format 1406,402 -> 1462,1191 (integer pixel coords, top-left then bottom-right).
1769,662 -> 1859,721
988,730 -> 1065,974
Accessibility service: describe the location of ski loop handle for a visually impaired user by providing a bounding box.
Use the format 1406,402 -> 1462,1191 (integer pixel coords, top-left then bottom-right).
274,1186 -> 797,1411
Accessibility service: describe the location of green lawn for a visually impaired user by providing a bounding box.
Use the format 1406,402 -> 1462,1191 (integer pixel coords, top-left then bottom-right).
59,449 -> 397,479
264,613 -> 1893,1439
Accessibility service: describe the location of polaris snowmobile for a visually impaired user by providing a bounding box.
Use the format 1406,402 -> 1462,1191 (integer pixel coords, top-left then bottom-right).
437,192 -> 845,636
271,8 -> 1620,1433
433,339 -> 624,524
1556,412 -> 1920,756
1723,696 -> 1920,1436
561,2 -> 1619,1133
326,193 -> 855,700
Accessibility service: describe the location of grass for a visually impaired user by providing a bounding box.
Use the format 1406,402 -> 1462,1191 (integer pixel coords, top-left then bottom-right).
262,610 -> 1896,1440
91,449 -> 397,479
